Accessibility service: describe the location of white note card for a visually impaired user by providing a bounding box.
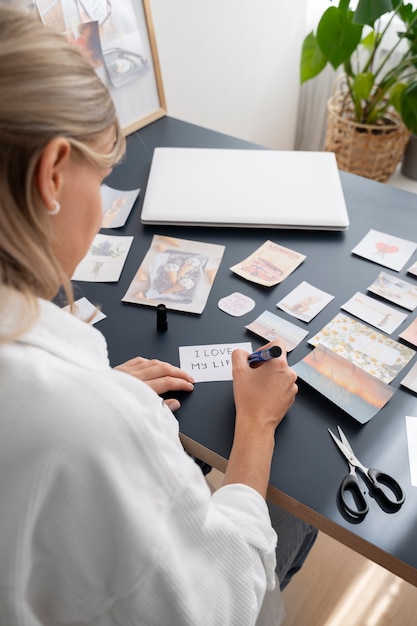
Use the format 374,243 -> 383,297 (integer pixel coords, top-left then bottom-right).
406,416 -> 417,487
179,342 -> 252,383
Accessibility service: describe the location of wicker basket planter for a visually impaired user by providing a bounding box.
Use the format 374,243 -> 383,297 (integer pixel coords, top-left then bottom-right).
324,79 -> 410,183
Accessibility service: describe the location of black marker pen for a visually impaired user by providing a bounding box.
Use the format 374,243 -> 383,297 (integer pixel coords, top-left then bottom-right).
247,345 -> 282,368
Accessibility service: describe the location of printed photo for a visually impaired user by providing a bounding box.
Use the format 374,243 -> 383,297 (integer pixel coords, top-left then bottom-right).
277,281 -> 334,323
246,310 -> 308,351
309,313 -> 415,384
341,291 -> 407,334
294,344 -> 395,424
122,235 -> 225,314
351,229 -> 417,272
72,233 -> 133,282
230,240 -> 305,287
368,271 -> 417,311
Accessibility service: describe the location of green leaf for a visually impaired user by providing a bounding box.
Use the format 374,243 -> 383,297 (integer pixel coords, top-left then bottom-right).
317,7 -> 363,69
361,30 -> 376,52
389,82 -> 406,112
352,73 -> 375,99
353,0 -> 395,27
300,32 -> 327,83
401,80 -> 417,133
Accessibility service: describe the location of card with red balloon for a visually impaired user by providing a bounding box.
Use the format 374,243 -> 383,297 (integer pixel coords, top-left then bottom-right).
351,229 -> 417,272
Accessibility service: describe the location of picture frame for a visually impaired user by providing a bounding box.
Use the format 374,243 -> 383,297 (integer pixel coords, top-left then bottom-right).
31,0 -> 166,135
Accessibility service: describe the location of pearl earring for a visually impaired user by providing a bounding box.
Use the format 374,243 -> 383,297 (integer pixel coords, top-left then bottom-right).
48,200 -> 61,216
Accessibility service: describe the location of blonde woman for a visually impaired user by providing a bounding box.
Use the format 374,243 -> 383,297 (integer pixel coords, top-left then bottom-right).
0,7 -> 315,625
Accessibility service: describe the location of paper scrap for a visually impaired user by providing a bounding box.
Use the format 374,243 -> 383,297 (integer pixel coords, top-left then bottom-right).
218,292 -> 255,317
63,297 -> 106,325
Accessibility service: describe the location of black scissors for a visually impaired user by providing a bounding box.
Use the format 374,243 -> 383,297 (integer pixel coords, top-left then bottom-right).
328,426 -> 405,518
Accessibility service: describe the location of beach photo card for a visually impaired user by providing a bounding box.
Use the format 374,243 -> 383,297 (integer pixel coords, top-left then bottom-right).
351,229 -> 417,271
100,184 -> 140,229
122,235 -> 225,314
230,240 -> 305,287
245,309 -> 308,351
399,317 -> 417,347
309,313 -> 416,384
277,281 -> 334,322
72,234 -> 133,282
341,291 -> 407,334
294,344 -> 395,424
179,342 -> 252,383
368,271 -> 417,311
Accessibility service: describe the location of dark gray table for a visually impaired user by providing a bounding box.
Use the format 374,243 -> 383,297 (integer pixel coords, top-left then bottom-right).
76,116 -> 417,586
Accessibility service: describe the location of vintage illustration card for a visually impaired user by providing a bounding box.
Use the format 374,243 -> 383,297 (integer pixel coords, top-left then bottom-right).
309,313 -> 415,384
230,240 -> 305,287
368,271 -> 417,311
179,342 -> 252,383
100,184 -> 140,228
294,344 -> 395,423
72,234 -> 133,282
341,291 -> 407,334
122,235 -> 225,314
245,310 -> 308,351
351,229 -> 417,271
277,281 -> 334,322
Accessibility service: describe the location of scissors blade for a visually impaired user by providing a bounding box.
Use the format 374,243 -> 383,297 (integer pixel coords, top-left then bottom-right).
328,428 -> 357,466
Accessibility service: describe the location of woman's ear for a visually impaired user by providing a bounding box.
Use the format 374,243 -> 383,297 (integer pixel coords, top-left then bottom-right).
36,137 -> 71,213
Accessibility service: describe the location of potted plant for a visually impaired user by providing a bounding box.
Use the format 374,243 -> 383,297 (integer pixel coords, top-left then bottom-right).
300,0 -> 417,181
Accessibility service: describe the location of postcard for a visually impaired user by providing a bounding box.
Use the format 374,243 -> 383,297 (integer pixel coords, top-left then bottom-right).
100,184 -> 140,228
399,317 -> 417,347
408,260 -> 417,278
72,234 -> 133,282
277,281 -> 334,322
405,416 -> 417,486
294,344 -> 395,424
341,291 -> 407,334
351,229 -> 417,271
63,297 -> 106,325
122,235 -> 225,314
230,240 -> 305,287
179,342 -> 252,383
401,363 -> 417,393
246,310 -> 308,351
309,313 -> 415,384
368,271 -> 417,311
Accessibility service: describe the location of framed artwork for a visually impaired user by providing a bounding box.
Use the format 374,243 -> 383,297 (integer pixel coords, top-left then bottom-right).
30,0 -> 166,134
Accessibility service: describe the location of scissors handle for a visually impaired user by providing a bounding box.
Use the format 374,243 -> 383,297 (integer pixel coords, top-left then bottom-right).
339,473 -> 368,517
367,468 -> 405,510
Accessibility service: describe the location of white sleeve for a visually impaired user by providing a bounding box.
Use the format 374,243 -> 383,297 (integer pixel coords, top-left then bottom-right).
30,375 -> 279,626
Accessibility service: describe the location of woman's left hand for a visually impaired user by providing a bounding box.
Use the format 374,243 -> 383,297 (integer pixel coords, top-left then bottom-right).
115,356 -> 194,397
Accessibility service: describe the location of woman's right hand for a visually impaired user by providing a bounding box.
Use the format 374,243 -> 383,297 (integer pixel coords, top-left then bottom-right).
232,341 -> 298,433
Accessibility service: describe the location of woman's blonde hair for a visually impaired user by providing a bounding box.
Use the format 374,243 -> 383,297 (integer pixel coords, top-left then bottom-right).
0,6 -> 126,342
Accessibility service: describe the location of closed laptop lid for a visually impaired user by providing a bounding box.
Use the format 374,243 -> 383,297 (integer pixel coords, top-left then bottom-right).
140,148 -> 350,231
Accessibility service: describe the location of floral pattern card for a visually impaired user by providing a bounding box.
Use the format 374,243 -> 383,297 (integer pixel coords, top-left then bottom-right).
368,271 -> 417,311
351,229 -> 417,271
309,313 -> 415,384
341,291 -> 407,334
277,281 -> 334,322
230,240 -> 305,287
245,310 -> 308,352
72,234 -> 133,282
294,344 -> 395,424
122,235 -> 225,314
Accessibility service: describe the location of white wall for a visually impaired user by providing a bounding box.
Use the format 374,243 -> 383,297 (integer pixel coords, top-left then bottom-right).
149,1 -> 308,150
